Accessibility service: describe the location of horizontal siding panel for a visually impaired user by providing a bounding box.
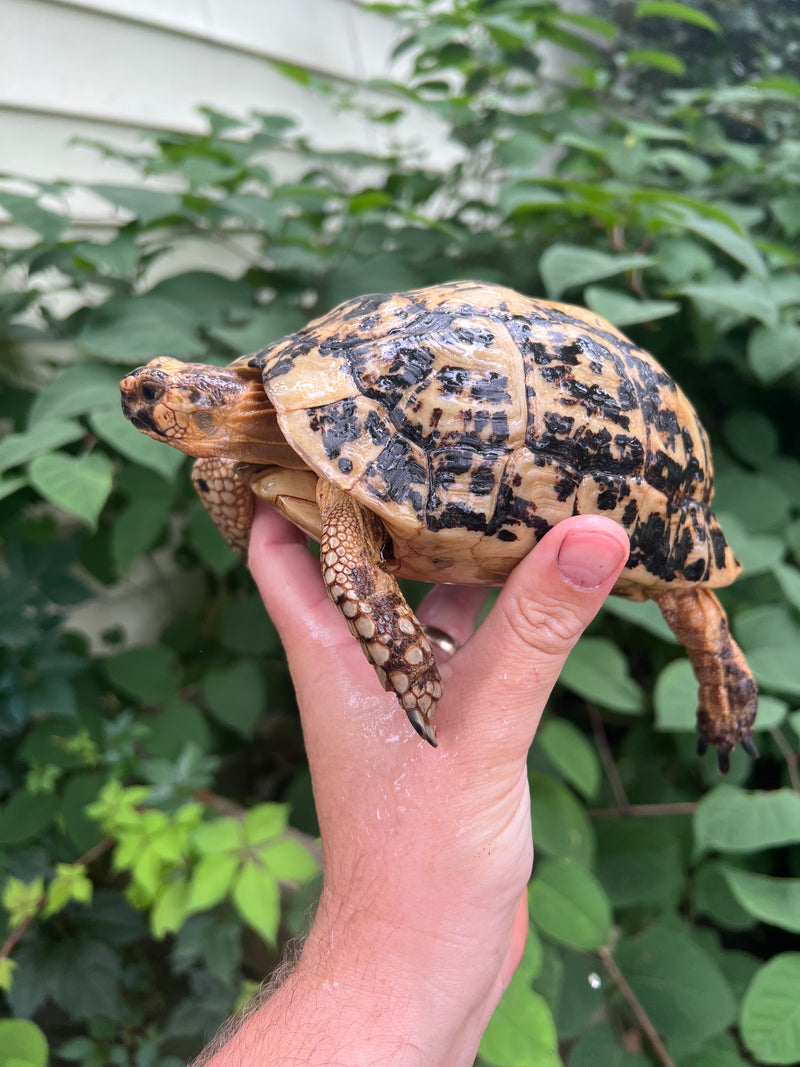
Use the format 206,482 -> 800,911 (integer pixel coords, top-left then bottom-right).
47,0 -> 396,82
0,0 -> 386,142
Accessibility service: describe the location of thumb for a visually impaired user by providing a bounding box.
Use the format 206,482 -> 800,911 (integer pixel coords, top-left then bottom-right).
449,515 -> 629,750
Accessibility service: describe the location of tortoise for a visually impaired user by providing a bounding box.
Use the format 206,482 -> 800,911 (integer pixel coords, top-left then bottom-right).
120,280 -> 758,769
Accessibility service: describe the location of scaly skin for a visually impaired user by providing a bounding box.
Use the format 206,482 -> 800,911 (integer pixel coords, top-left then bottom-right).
316,479 -> 441,745
654,587 -> 759,771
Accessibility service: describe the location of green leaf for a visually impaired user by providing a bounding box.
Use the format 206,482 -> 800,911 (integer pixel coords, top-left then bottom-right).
530,772 -> 595,866
537,720 -> 601,800
748,645 -> 800,698
233,861 -> 280,945
480,980 -> 560,1067
111,496 -> 172,571
104,644 -> 180,703
62,773 -> 104,852
90,410 -> 185,480
29,452 -> 113,528
635,2 -> 720,33
0,419 -> 84,473
560,637 -> 644,714
28,362 -> 122,424
187,504 -> 238,576
595,819 -> 683,909
695,785 -> 800,856
497,181 -> 565,218
722,409 -> 779,469
678,281 -> 778,328
244,803 -> 287,845
0,191 -> 69,242
194,816 -> 242,855
0,1019 -> 48,1067
529,857 -> 612,950
670,214 -> 767,279
693,862 -> 754,931
220,594 -> 279,656
654,658 -> 697,731
187,853 -> 239,913
747,323 -> 800,383
602,596 -> 678,642
73,234 -> 139,277
614,923 -> 736,1056
91,184 -> 183,224
585,286 -> 679,326
714,471 -> 791,534
741,954 -> 800,1064
624,49 -> 686,76
202,659 -> 265,737
146,698 -> 212,759
0,473 -> 27,501
676,1036 -> 749,1067
774,563 -> 800,612
258,838 -> 318,883
152,879 -> 191,938
0,789 -> 57,845
771,196 -> 800,238
719,867 -> 800,934
221,193 -> 283,231
208,307 -> 308,355
539,244 -> 655,300
80,295 -> 202,361
569,1021 -> 651,1066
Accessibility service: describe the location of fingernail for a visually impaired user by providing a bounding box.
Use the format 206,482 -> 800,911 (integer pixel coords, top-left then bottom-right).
557,530 -> 627,591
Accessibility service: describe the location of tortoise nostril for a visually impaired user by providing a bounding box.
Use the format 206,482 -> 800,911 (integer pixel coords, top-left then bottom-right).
141,383 -> 164,403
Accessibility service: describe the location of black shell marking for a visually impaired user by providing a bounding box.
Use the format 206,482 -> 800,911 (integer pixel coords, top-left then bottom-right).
251,281 -> 739,592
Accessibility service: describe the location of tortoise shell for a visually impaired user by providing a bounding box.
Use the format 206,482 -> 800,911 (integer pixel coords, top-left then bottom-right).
245,280 -> 739,596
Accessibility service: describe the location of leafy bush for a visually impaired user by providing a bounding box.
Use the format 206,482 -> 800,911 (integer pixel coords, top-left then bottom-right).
1,1 -> 799,1064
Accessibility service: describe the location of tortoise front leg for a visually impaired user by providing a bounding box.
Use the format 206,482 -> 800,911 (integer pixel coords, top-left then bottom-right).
652,587 -> 758,772
316,479 -> 442,746
192,457 -> 253,557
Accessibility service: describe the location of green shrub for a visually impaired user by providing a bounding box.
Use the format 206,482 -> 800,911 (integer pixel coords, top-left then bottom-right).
1,1 -> 799,1063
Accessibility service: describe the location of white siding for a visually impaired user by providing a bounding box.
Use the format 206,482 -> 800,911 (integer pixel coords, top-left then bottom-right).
0,0 -> 404,194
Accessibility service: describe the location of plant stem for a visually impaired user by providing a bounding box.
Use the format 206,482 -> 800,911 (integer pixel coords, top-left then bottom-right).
589,802 -> 698,819
598,945 -> 677,1067
588,704 -> 630,809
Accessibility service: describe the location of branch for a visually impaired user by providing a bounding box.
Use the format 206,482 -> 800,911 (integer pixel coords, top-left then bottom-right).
587,704 -> 630,810
598,945 -> 677,1067
589,802 -> 698,820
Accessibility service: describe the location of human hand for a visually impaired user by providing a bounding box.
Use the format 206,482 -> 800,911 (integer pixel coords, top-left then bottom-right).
204,502 -> 628,1066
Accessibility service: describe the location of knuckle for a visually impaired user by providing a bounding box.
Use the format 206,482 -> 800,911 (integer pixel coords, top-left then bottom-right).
502,590 -> 588,660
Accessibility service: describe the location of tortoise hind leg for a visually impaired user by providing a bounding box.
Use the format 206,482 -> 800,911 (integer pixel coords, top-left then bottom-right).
651,587 -> 758,772
316,479 -> 442,746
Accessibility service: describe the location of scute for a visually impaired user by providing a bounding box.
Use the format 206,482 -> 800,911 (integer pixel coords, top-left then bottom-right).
251,281 -> 739,591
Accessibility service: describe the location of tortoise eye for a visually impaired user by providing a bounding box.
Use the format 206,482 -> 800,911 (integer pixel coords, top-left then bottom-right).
141,383 -> 163,403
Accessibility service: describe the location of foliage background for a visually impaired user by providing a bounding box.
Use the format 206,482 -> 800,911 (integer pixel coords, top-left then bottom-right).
2,1 -> 800,1065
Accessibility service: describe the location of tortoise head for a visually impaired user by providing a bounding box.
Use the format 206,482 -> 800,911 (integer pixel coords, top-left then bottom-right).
120,356 -> 276,462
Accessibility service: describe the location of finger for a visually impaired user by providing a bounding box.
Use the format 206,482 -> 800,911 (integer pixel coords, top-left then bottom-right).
446,515 -> 629,751
416,585 -> 490,662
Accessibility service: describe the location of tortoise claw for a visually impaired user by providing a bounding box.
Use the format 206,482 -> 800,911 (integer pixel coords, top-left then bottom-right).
716,749 -> 731,775
696,737 -> 708,757
742,737 -> 760,759
406,706 -> 438,748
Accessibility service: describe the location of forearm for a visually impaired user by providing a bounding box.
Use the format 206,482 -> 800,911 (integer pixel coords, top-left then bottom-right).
197,894 -> 513,1067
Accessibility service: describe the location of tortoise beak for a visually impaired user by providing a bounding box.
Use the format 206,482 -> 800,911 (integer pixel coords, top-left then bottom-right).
120,368 -> 169,438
